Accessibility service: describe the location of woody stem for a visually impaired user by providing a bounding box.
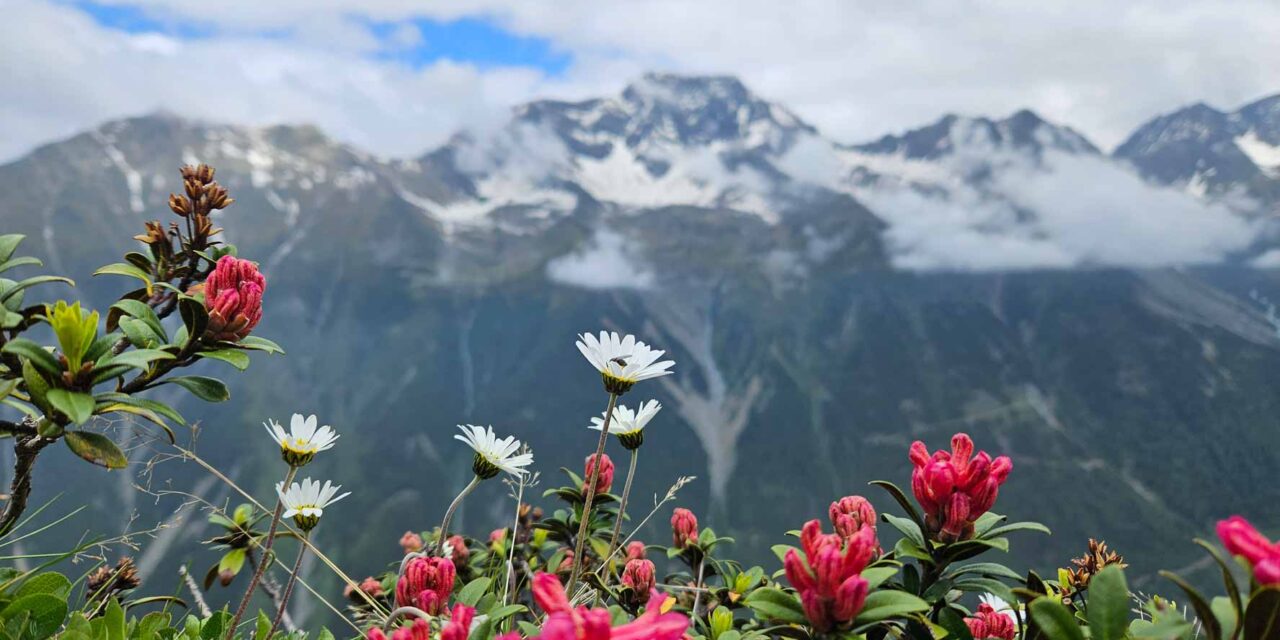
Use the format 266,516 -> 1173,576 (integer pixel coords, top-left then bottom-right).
567,392 -> 618,594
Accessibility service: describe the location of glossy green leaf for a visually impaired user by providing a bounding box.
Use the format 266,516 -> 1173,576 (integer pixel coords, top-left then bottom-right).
2,339 -> 60,376
1161,570 -> 1222,640
0,235 -> 24,264
0,275 -> 74,305
1087,566 -> 1130,640
457,576 -> 493,606
198,349 -> 250,371
1029,597 -> 1085,640
64,430 -> 128,468
852,589 -> 930,624
1244,587 -> 1280,640
46,389 -> 94,425
94,263 -> 152,291
0,593 -> 67,638
237,335 -> 285,354
743,587 -> 808,625
164,375 -> 230,402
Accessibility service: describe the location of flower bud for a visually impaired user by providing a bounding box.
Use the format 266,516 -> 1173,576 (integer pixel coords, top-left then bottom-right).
448,535 -> 469,565
1217,516 -> 1280,586
395,556 -> 455,614
440,604 -> 475,640
584,453 -> 614,494
168,193 -> 191,217
909,433 -> 1012,542
671,508 -> 699,549
966,603 -> 1016,640
626,540 -> 647,560
399,531 -> 424,554
202,255 -> 265,342
829,495 -> 877,541
621,558 -> 656,594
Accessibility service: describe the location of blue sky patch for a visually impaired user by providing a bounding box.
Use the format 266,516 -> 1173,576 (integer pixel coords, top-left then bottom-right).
369,17 -> 571,75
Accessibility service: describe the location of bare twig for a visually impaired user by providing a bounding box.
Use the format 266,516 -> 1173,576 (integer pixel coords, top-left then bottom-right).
178,565 -> 213,617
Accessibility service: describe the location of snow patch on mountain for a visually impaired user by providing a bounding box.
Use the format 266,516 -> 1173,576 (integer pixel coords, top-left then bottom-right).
1236,131 -> 1280,177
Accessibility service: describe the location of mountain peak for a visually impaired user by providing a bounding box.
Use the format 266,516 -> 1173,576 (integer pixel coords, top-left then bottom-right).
853,108 -> 1097,160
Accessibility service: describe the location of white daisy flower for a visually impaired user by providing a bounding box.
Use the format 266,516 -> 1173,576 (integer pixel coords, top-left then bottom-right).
275,477 -> 349,531
589,399 -> 662,449
576,331 -> 675,395
264,414 -> 338,466
455,425 -> 534,479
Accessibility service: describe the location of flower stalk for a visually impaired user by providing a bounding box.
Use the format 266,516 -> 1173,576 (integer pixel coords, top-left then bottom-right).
438,475 -> 482,555
567,391 -> 618,593
267,534 -> 309,638
227,465 -> 296,639
603,447 -> 639,580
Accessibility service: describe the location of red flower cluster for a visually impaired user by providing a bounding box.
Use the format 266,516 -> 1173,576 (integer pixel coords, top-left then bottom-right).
671,508 -> 698,549
344,577 -> 385,601
830,495 -> 879,554
202,255 -> 265,341
621,558 -> 656,594
909,433 -> 1012,542
366,604 -> 475,640
965,603 -> 1016,640
585,453 -> 614,494
395,556 -> 456,615
530,573 -> 687,640
1217,516 -> 1280,585
784,520 -> 876,632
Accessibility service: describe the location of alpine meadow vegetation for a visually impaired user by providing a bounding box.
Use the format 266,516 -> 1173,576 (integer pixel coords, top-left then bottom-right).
0,163 -> 1274,640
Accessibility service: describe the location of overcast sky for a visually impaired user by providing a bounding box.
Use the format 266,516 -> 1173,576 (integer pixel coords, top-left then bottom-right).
3,0 -> 1279,162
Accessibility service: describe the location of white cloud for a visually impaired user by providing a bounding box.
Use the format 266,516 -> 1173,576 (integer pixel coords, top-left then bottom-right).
546,229 -> 655,289
5,0 -> 1280,163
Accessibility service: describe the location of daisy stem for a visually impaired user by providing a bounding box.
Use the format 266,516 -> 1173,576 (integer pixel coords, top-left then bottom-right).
438,475 -> 482,555
603,448 -> 639,583
227,465 -> 296,640
502,472 -> 527,617
267,533 -> 308,638
567,392 -> 618,594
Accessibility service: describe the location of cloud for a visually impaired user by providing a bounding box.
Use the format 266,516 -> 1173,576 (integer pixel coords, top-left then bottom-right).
546,229 -> 655,289
5,0 -> 1280,163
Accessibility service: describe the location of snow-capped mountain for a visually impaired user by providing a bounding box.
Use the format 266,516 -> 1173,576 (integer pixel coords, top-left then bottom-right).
1114,96 -> 1280,207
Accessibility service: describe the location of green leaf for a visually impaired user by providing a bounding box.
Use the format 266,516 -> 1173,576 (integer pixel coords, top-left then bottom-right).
946,562 -> 1023,581
14,572 -> 70,598
1030,597 -> 1085,640
982,521 -> 1052,539
743,587 -> 808,625
197,349 -> 250,371
93,393 -> 185,425
110,300 -> 164,336
63,430 -> 128,468
118,317 -> 164,349
200,611 -> 232,640
21,359 -> 53,414
94,263 -> 153,292
0,593 -> 67,639
164,376 -> 230,402
2,339 -> 60,376
0,275 -> 74,305
1244,587 -> 1280,640
862,566 -> 900,590
938,606 -> 976,640
852,590 -> 930,624
1161,570 -> 1222,640
1087,566 -> 1130,640
1196,538 -> 1245,636
1213,596 -> 1239,640
237,336 -> 285,355
46,389 -> 94,425
883,513 -> 927,550
178,296 -> 208,344
0,235 -> 25,264
0,256 -> 42,275
457,577 -> 493,607
104,597 -> 126,640
97,348 -> 176,372
870,480 -> 928,534
254,611 -> 272,640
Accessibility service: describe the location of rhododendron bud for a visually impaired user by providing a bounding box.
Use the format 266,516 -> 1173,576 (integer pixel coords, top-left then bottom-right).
489,528 -> 507,545
785,520 -> 874,632
448,534 -> 469,565
622,558 -> 657,594
395,556 -> 455,614
366,629 -> 387,640
202,255 -> 265,341
671,508 -> 699,549
346,576 -> 384,601
399,531 -> 423,554
909,433 -> 1012,542
966,603 -> 1016,640
532,572 -> 572,614
626,540 -> 647,560
440,604 -> 475,640
585,453 -> 614,494
1217,516 -> 1280,586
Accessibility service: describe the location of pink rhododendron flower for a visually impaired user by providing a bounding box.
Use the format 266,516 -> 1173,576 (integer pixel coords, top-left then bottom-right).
671,508 -> 698,549
395,556 -> 456,614
1217,516 -> 1280,585
783,520 -> 875,632
448,534 -> 470,565
201,255 -> 265,341
621,558 -> 656,594
909,433 -> 1012,542
829,495 -> 880,554
585,453 -> 615,494
440,604 -> 475,640
529,572 -> 687,640
966,602 -> 1016,640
